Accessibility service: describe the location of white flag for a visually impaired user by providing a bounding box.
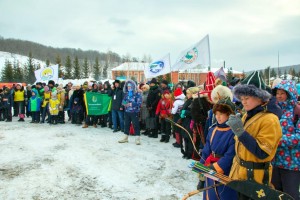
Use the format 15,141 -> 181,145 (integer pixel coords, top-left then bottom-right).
34,64 -> 59,82
172,35 -> 210,71
144,54 -> 171,79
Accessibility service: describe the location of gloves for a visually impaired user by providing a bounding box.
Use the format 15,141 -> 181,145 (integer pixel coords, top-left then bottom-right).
226,113 -> 244,137
180,110 -> 186,118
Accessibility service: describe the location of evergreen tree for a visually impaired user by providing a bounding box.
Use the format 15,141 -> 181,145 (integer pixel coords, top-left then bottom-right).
1,60 -> 13,82
46,59 -> 50,66
270,68 -> 277,78
13,59 -> 24,82
226,67 -> 233,82
73,56 -> 81,79
64,55 -> 72,79
283,69 -> 287,79
93,57 -> 100,81
83,57 -> 89,78
55,54 -> 63,78
103,63 -> 108,78
26,52 -> 36,84
290,68 -> 296,80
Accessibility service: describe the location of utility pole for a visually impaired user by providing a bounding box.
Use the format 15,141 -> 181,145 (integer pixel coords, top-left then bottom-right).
277,51 -> 279,78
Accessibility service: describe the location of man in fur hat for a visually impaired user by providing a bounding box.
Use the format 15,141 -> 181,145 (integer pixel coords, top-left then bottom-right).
227,84 -> 282,199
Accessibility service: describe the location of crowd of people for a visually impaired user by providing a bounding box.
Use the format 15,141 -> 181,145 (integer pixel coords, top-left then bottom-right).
0,71 -> 299,200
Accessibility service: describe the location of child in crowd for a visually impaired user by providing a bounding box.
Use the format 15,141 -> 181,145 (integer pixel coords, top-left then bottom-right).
197,97 -> 238,200
171,88 -> 185,147
71,98 -> 83,125
28,89 -> 42,123
48,91 -> 60,124
156,90 -> 173,143
2,87 -> 13,122
40,86 -> 51,123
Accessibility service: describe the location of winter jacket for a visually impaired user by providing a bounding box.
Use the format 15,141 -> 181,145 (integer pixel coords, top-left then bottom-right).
49,98 -> 60,115
146,85 -> 161,111
155,97 -> 173,118
111,87 -> 124,111
201,122 -> 237,200
140,90 -> 149,121
229,110 -> 282,185
122,80 -> 142,113
273,80 -> 300,171
171,94 -> 185,115
28,96 -> 42,112
2,91 -> 13,108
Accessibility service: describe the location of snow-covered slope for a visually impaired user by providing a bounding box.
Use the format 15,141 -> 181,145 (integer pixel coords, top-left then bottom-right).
0,51 -> 46,72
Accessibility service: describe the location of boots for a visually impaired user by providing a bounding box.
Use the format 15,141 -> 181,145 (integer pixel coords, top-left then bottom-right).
148,129 -> 158,138
135,136 -> 141,145
141,129 -> 149,135
164,135 -> 170,143
93,124 -> 97,128
118,135 -> 129,143
82,123 -> 88,128
160,135 -> 166,142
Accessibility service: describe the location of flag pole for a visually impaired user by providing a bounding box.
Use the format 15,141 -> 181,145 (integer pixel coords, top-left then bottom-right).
208,34 -> 211,71
169,53 -> 173,88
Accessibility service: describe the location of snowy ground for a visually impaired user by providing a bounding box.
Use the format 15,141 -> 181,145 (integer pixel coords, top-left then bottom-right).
0,118 -> 201,200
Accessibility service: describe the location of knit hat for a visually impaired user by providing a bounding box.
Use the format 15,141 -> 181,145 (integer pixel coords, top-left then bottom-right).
48,80 -> 55,86
233,84 -> 271,102
174,88 -> 183,97
213,97 -> 235,115
150,78 -> 158,84
161,80 -> 168,85
241,71 -> 266,90
44,86 -> 49,92
163,90 -> 170,95
271,78 -> 282,89
17,83 -> 22,87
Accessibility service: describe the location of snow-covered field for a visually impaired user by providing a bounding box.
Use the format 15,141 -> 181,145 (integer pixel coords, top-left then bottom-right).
0,118 -> 200,200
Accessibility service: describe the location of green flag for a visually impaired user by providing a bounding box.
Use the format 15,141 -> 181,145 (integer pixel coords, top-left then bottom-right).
84,92 -> 112,115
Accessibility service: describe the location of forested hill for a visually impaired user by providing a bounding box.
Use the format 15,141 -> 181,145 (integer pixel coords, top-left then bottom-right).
0,36 -> 122,65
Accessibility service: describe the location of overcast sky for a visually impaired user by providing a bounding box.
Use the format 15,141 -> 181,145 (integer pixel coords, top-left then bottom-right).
0,0 -> 299,71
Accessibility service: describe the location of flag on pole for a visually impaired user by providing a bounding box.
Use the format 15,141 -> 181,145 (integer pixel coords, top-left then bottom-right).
214,67 -> 227,82
172,35 -> 210,71
34,64 -> 59,82
84,92 -> 112,115
144,54 -> 171,79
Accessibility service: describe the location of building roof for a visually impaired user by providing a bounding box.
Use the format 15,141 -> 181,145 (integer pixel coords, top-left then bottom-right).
111,62 -> 150,71
111,62 -> 242,74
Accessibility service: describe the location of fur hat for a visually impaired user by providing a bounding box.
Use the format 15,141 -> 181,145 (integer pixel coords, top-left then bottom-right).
211,85 -> 233,104
174,88 -> 183,97
48,80 -> 55,86
187,87 -> 200,94
161,80 -> 168,85
114,80 -> 121,84
213,97 -> 235,115
233,84 -> 271,102
150,78 -> 158,84
241,71 -> 266,90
